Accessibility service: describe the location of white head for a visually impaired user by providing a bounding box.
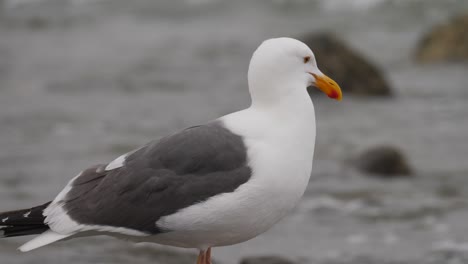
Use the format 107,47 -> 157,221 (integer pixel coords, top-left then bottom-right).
248,37 -> 342,106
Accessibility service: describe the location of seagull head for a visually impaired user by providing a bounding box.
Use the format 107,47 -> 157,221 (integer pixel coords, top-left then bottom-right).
248,37 -> 342,105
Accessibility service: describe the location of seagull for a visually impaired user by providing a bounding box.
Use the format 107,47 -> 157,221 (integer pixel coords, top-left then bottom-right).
0,37 -> 342,264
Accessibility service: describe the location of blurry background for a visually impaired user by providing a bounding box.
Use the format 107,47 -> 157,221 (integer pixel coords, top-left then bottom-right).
0,0 -> 468,263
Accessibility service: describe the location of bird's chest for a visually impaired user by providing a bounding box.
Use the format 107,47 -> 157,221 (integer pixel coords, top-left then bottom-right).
246,133 -> 315,213
221,106 -> 316,229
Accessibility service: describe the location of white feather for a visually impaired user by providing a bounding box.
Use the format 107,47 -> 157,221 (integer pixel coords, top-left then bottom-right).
43,172 -> 82,234
19,230 -> 70,252
105,153 -> 127,171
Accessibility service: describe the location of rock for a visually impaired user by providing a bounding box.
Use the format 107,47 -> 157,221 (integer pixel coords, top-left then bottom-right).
240,256 -> 296,264
300,32 -> 392,97
353,145 -> 413,177
415,12 -> 468,63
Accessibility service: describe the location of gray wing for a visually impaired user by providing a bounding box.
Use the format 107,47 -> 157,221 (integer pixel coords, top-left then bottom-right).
62,121 -> 251,234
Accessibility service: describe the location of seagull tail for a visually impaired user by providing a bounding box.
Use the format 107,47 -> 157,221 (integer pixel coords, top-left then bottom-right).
0,202 -> 70,251
19,230 -> 71,252
0,202 -> 51,239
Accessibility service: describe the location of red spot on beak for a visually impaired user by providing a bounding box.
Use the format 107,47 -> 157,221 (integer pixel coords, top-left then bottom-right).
328,89 -> 339,99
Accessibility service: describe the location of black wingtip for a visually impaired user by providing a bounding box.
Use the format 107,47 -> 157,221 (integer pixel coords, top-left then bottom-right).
1,225 -> 49,238
0,202 -> 51,238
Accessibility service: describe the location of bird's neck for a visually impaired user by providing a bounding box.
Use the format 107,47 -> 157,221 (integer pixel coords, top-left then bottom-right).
223,80 -> 316,143
249,81 -> 314,118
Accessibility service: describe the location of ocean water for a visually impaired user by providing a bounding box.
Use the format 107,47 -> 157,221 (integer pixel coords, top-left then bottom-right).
1,0 -> 468,263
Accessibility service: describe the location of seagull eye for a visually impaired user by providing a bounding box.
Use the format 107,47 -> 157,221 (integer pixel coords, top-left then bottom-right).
303,56 -> 311,64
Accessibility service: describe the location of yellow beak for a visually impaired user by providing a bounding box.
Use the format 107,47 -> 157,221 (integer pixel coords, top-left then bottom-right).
310,73 -> 342,101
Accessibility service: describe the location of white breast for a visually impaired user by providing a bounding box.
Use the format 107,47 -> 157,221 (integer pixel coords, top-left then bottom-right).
153,104 -> 316,249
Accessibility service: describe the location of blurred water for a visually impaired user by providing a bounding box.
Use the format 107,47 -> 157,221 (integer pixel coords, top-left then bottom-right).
0,0 -> 468,263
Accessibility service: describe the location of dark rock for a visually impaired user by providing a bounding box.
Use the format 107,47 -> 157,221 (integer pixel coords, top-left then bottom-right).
353,145 -> 413,177
240,256 -> 296,264
415,12 -> 468,63
300,32 -> 392,97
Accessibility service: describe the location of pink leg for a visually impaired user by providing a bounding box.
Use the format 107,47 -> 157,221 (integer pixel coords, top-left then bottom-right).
205,247 -> 212,264
196,250 -> 205,264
